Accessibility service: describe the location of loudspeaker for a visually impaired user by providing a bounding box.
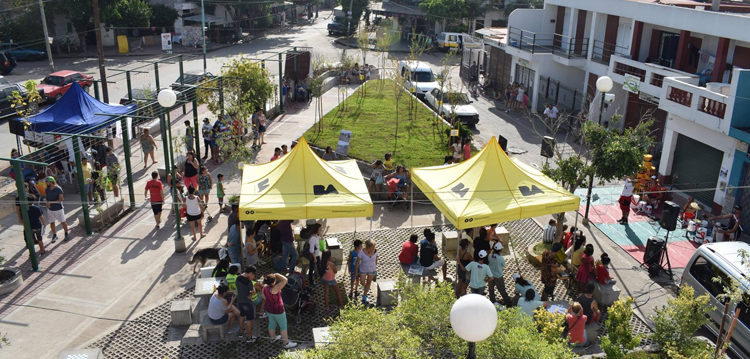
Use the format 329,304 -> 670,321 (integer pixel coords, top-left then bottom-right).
541,136 -> 555,158
497,135 -> 508,153
644,236 -> 665,267
660,201 -> 680,231
8,119 -> 25,136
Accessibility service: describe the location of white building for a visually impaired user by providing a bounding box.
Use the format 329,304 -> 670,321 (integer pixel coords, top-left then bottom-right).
504,0 -> 750,218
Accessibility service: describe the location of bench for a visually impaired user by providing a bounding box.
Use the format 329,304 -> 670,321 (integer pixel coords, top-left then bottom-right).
170,299 -> 193,326
441,231 -> 472,260
593,282 -> 621,307
494,226 -> 510,255
377,280 -> 398,307
58,349 -> 103,359
312,326 -> 332,348
326,237 -> 343,266
181,324 -> 203,345
199,309 -> 226,342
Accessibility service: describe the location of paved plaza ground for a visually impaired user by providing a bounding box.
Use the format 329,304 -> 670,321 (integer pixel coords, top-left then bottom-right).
0,79 -> 677,358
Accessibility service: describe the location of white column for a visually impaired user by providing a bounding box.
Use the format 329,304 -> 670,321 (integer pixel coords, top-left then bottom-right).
582,70 -> 590,111
587,11 -> 598,61
531,68 -> 541,113
658,116 -> 679,176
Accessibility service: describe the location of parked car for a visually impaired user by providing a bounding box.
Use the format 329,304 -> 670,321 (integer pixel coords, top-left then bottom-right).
328,19 -> 356,36
0,43 -> 46,61
171,72 -> 215,102
681,241 -> 750,358
424,88 -> 479,126
0,83 -> 28,120
119,87 -> 158,105
435,32 -> 483,51
0,52 -> 17,75
397,60 -> 439,99
37,70 -> 94,102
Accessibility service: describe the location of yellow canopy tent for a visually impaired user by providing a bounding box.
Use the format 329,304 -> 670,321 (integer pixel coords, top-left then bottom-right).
411,137 -> 579,229
239,138 -> 373,220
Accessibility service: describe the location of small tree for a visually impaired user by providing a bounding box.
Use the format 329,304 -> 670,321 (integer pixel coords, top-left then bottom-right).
390,61 -> 408,156
712,248 -> 750,357
375,20 -> 396,92
601,297 -> 642,359
197,58 -> 275,162
652,286 -> 714,358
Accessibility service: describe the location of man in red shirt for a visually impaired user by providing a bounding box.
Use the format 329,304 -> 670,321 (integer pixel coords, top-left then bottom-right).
398,234 -> 419,274
144,171 -> 165,229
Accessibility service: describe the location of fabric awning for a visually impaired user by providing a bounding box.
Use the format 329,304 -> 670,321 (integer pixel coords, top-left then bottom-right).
411,137 -> 579,229
239,138 -> 373,220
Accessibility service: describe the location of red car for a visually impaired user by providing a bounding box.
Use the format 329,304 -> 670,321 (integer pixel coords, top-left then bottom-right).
37,70 -> 94,102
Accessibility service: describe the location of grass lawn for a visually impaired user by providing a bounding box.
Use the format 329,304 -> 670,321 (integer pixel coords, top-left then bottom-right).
304,79 -> 452,168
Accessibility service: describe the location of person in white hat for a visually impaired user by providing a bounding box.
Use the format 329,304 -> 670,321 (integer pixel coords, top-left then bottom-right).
465,249 -> 493,295
487,242 -> 511,306
618,176 -> 634,225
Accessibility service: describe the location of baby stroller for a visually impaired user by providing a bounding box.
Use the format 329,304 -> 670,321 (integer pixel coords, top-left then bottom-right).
386,177 -> 408,208
281,271 -> 314,323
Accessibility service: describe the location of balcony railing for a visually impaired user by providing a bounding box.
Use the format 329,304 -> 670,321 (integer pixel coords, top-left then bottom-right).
697,96 -> 727,118
591,40 -> 629,65
667,86 -> 692,107
613,62 -> 646,82
660,76 -> 731,132
608,55 -> 699,97
507,27 -> 589,58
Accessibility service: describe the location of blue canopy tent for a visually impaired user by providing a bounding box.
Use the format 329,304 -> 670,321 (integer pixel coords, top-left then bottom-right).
22,82 -> 135,134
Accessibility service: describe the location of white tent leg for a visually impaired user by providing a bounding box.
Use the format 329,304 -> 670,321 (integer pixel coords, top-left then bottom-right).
370,214 -> 373,232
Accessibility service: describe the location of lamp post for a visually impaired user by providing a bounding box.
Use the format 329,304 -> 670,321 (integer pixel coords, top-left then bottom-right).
583,75 -> 614,224
157,89 -> 186,253
450,294 -> 498,359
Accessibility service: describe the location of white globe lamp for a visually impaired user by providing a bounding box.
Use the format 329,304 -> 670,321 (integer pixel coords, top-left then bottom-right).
157,89 -> 177,108
595,75 -> 613,93
450,294 -> 498,358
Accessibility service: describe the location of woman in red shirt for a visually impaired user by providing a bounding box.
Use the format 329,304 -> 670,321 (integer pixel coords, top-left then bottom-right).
398,234 -> 419,272
566,302 -> 588,346
575,245 -> 595,290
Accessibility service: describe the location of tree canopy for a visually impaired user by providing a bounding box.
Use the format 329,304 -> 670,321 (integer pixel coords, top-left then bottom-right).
102,0 -> 152,28
279,281 -> 573,359
340,0 -> 369,27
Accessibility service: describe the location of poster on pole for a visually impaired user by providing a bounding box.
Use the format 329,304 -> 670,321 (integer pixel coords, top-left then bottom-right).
161,33 -> 172,52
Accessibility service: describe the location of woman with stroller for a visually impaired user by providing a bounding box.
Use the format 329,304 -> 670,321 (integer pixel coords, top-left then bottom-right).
385,165 -> 410,200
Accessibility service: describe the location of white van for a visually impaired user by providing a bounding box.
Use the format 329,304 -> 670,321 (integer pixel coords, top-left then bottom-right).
397,60 -> 438,99
435,32 -> 482,51
681,242 -> 750,357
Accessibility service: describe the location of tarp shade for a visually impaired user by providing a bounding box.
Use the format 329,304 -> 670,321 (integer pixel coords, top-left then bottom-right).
239,137 -> 373,220
22,82 -> 135,134
411,137 -> 579,230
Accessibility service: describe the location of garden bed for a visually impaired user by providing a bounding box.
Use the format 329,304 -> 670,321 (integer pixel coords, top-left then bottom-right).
304,79 -> 452,168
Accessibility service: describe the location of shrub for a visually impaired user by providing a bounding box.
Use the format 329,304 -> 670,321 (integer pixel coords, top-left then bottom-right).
534,306 -> 567,347
601,297 -> 642,359
652,286 -> 713,358
278,278 -> 574,359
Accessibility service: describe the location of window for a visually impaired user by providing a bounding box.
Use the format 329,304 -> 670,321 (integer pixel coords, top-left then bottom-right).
449,35 -> 457,42
72,73 -> 83,81
688,256 -> 731,298
413,71 -> 435,82
64,76 -> 74,84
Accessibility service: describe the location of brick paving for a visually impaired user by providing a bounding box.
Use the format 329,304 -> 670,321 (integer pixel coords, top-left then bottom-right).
85,220 -> 653,358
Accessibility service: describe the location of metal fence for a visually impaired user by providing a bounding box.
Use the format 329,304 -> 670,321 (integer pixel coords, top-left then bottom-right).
536,75 -> 583,114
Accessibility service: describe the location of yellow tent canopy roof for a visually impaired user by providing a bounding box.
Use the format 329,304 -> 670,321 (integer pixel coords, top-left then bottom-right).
239,138 -> 373,220
411,137 -> 579,229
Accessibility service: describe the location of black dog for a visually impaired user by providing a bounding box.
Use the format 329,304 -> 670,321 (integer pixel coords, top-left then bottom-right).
188,247 -> 220,273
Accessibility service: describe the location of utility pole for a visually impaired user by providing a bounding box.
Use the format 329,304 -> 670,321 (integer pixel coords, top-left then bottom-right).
201,0 -> 207,73
347,0 -> 354,36
92,0 -> 109,102
38,0 -> 54,73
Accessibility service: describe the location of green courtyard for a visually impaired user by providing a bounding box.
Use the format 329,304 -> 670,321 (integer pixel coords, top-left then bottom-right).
305,79 -> 453,168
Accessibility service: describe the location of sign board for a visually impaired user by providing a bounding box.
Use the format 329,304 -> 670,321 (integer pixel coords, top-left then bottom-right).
623,74 -> 640,94
335,130 -> 352,156
450,129 -> 459,137
161,33 -> 172,51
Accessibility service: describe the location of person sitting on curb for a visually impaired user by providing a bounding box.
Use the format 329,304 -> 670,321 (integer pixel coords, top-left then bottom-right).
576,282 -> 601,324
419,229 -> 448,282
207,284 -> 241,334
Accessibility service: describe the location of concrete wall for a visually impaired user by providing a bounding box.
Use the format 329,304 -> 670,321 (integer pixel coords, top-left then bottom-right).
659,113 -> 741,207
546,0 -> 750,43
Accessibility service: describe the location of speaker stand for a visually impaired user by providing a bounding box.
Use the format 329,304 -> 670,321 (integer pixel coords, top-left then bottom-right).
659,231 -> 674,278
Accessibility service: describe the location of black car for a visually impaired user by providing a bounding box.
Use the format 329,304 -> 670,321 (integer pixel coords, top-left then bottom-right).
0,83 -> 28,120
171,72 -> 216,102
0,52 -> 17,75
119,87 -> 158,105
328,20 -> 356,36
